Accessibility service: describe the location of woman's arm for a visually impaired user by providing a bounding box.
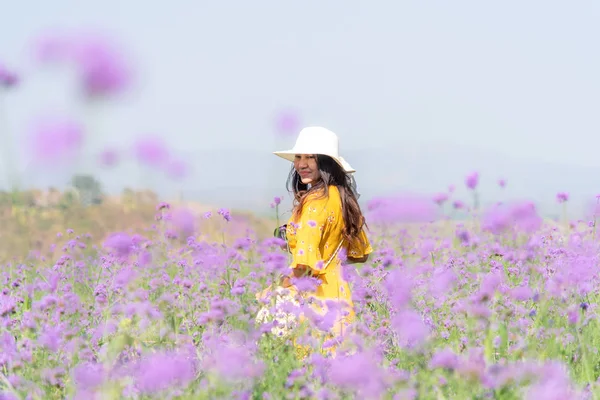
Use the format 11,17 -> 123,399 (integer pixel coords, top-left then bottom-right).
279,264 -> 311,288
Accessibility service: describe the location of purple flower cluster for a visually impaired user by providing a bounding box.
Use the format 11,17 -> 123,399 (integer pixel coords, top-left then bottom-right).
27,117 -> 84,166
34,32 -> 131,98
129,135 -> 190,180
0,187 -> 596,399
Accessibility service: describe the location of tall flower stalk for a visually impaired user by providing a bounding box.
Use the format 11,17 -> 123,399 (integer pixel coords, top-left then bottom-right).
0,64 -> 19,194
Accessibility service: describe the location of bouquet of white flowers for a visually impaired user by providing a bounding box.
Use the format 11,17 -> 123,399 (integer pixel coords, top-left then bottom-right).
255,285 -> 301,338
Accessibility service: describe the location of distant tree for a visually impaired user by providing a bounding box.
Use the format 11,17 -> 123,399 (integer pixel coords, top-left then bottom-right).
71,174 -> 103,206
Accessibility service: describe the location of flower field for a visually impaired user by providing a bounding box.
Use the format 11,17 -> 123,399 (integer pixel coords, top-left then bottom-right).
0,188 -> 598,400
2,28 -> 599,400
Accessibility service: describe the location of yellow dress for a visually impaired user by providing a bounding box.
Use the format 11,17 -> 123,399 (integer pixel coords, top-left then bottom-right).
286,185 -> 373,355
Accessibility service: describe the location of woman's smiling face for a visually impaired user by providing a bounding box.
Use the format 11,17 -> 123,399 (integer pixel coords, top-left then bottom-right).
294,154 -> 320,185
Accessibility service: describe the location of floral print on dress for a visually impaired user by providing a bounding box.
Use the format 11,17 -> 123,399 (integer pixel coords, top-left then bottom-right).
286,185 -> 373,355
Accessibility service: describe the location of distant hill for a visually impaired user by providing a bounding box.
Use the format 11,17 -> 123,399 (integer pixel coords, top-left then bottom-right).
13,141 -> 600,219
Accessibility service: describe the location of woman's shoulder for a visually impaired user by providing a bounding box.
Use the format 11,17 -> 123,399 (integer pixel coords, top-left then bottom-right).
309,185 -> 342,213
305,185 -> 341,202
296,186 -> 340,213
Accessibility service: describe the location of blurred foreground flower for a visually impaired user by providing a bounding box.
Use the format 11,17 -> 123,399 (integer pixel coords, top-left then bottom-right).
131,136 -> 189,180
433,192 -> 449,206
34,32 -> 131,98
274,109 -> 301,136
366,194 -> 437,224
133,136 -> 169,167
482,200 -> 542,235
132,350 -> 196,395
465,172 -> 479,190
171,207 -> 196,237
27,117 -> 83,165
556,192 -> 569,203
103,232 -> 133,258
328,349 -> 391,399
165,158 -> 189,179
98,148 -> 119,167
0,63 -> 18,89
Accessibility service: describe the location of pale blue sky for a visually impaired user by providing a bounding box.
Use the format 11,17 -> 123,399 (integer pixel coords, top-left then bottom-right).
2,1 -> 600,214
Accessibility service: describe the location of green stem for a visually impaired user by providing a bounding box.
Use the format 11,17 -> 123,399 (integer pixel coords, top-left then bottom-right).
0,90 -> 18,192
577,326 -> 597,399
0,370 -> 21,400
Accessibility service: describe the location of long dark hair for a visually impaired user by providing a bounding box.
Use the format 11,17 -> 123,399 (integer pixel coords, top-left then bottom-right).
286,154 -> 367,248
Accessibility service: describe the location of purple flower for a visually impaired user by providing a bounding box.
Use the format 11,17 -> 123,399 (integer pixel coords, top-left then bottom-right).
433,192 -> 449,206
34,34 -> 73,62
98,148 -> 119,167
453,200 -> 465,210
525,361 -> 577,400
0,63 -> 18,89
556,192 -> 569,203
73,36 -> 130,97
291,276 -> 320,292
39,325 -> 61,353
391,309 -> 430,348
133,136 -> 170,167
0,296 -> 16,317
383,269 -> 413,308
498,178 -> 506,188
429,269 -> 457,297
72,362 -> 105,391
156,202 -> 170,211
103,232 -> 133,258
202,341 -> 264,382
134,350 -> 196,394
328,350 -> 388,399
456,228 -> 470,244
367,194 -> 437,224
429,348 -> 459,370
270,197 -> 282,208
35,33 -> 130,98
482,201 -> 542,235
28,118 -> 83,163
218,208 -> 231,222
166,158 -> 188,179
274,109 -> 301,136
567,306 -> 578,325
510,285 -> 533,301
171,208 -> 196,237
0,392 -> 18,400
465,172 -> 479,190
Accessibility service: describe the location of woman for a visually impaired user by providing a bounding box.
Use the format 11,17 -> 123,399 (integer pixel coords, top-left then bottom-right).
272,126 -> 373,353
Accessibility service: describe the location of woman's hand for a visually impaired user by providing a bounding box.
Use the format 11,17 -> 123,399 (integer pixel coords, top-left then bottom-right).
278,264 -> 311,289
280,276 -> 293,288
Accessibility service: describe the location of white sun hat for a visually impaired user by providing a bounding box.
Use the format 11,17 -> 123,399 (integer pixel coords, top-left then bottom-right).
273,126 -> 356,173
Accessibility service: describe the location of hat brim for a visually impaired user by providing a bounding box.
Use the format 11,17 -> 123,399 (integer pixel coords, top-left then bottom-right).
273,150 -> 356,174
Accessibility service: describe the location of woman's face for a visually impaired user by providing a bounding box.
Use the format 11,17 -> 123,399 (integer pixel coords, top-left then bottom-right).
294,154 -> 320,185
